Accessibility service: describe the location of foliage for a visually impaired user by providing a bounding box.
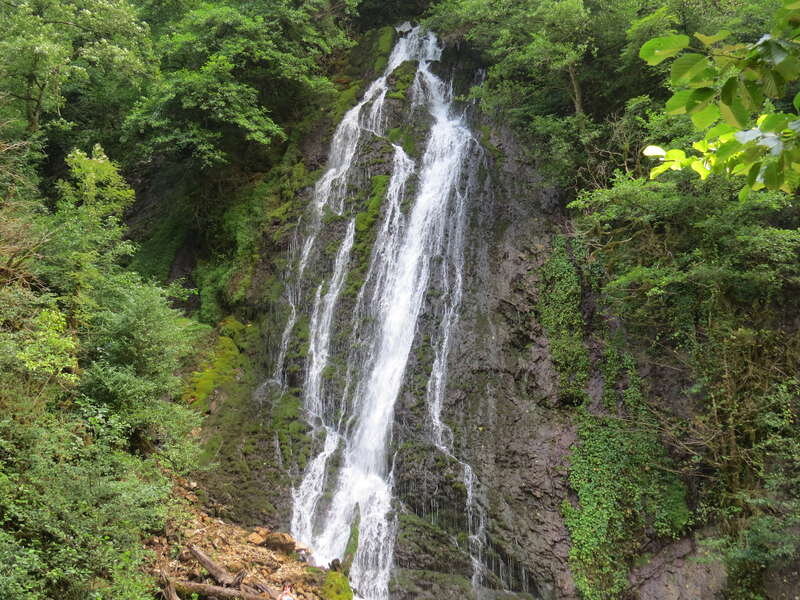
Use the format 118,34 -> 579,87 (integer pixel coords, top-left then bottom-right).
571,172 -> 800,591
0,0 -> 154,158
428,0 -> 778,191
565,367 -> 689,599
0,140 -> 200,598
537,235 -> 589,403
125,0 -> 353,171
642,1 -> 800,196
429,1 -> 800,593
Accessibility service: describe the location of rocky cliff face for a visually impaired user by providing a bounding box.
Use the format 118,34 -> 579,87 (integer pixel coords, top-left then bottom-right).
193,26 -> 731,600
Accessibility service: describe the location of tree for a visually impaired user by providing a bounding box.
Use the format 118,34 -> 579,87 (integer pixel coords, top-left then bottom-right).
124,1 -> 351,170
430,0 -> 594,116
0,0 -> 152,134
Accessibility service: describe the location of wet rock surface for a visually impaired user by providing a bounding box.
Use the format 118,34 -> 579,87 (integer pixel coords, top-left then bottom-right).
390,103 -> 577,599
628,535 -> 727,599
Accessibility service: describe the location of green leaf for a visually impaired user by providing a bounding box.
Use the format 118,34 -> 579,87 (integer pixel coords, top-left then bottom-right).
671,53 -> 712,85
763,161 -> 781,187
715,139 -> 743,162
760,113 -> 791,132
738,185 -> 751,200
720,98 -> 749,128
687,87 -> 716,113
640,35 -> 690,66
665,149 -> 687,161
691,103 -> 720,129
747,162 -> 762,186
740,81 -> 764,110
762,69 -> 785,97
721,77 -> 739,105
690,159 -> 710,179
650,163 -> 674,178
793,91 -> 800,112
694,30 -> 731,46
666,90 -> 693,115
707,122 -> 737,138
775,55 -> 800,79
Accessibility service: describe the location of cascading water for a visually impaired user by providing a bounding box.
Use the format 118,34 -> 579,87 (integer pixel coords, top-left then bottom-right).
282,24 -> 500,600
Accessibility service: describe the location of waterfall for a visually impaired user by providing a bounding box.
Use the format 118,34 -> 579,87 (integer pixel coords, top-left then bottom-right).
284,24 -> 494,600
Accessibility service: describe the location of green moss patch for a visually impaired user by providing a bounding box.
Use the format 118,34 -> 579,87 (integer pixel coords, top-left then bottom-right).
538,235 -> 590,403
320,571 -> 353,600
373,26 -> 396,73
387,60 -> 418,100
563,359 -> 689,600
344,174 -> 391,297
182,333 -> 242,410
387,127 -> 417,158
331,80 -> 365,123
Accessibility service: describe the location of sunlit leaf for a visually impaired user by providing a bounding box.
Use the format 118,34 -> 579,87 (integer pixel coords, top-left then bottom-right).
691,103 -> 720,129
639,35 -> 690,65
671,53 -> 712,85
694,30 -> 731,46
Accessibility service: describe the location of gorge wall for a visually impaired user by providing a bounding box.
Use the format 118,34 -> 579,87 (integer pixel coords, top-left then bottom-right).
188,25 -> 732,600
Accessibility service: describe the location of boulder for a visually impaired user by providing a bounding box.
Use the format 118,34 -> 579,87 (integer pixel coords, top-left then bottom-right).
263,532 -> 296,553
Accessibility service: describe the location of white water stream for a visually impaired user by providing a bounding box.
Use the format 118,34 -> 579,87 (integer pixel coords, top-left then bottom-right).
283,25 -> 499,600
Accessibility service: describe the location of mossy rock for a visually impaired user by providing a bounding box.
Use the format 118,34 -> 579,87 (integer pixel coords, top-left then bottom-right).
389,568 -> 476,600
343,174 -> 392,298
345,26 -> 397,79
182,334 -> 242,410
387,60 -> 419,101
321,571 -> 353,600
387,127 -> 418,158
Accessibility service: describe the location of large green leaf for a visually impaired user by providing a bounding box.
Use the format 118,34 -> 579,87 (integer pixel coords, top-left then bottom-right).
686,87 -> 716,113
720,97 -> 749,128
665,90 -> 693,115
691,103 -> 720,129
639,35 -> 690,66
670,53 -> 712,85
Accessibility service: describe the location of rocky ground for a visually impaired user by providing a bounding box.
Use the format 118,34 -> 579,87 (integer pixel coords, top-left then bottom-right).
147,476 -> 351,600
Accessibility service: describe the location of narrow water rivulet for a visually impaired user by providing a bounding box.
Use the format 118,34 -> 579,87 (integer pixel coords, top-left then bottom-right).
276,25 -> 490,600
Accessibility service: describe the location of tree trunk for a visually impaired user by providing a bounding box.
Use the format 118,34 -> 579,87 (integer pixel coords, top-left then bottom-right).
567,64 -> 584,115
188,544 -> 236,586
171,579 -> 278,600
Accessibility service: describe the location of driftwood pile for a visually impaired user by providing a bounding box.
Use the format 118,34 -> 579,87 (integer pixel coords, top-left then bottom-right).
161,544 -> 280,600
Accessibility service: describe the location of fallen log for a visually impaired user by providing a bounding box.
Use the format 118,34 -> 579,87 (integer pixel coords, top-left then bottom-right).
161,574 -> 181,600
188,544 -> 236,586
172,579 -> 278,600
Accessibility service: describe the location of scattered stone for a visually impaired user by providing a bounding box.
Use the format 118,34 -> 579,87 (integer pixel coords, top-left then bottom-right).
247,532 -> 266,546
263,532 -> 296,554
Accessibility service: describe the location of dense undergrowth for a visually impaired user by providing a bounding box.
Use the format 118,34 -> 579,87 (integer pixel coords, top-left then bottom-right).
0,0 -> 373,597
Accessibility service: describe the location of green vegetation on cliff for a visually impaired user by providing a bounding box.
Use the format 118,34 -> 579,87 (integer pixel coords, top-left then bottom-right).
433,0 -> 800,597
